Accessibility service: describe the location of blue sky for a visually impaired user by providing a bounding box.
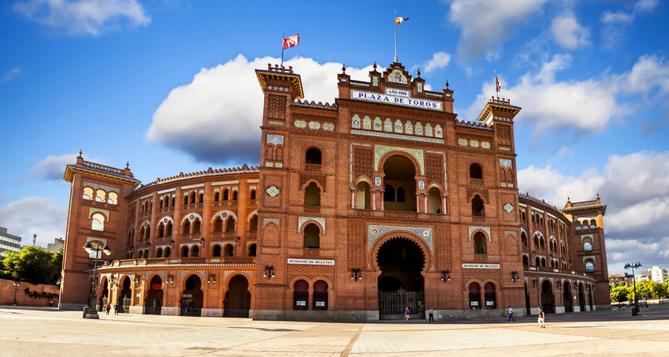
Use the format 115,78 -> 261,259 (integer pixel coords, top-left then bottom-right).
1,0 -> 668,273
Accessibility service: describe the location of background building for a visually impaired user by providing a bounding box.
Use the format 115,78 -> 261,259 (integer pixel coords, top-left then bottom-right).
0,226 -> 22,257
648,266 -> 667,283
58,60 -> 610,320
47,238 -> 64,253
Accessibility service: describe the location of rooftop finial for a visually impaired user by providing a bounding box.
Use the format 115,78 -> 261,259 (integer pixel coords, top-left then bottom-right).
342,64 -> 347,74
445,80 -> 450,89
416,68 -> 421,78
126,161 -> 130,169
78,149 -> 83,158
373,61 -> 377,71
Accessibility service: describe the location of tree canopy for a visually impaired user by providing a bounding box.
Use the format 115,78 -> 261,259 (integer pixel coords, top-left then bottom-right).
2,246 -> 63,285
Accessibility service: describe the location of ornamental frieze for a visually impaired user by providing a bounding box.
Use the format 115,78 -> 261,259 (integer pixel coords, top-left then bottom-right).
367,224 -> 433,253
374,145 -> 424,174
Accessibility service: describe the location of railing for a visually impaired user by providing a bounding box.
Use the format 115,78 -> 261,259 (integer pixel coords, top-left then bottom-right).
223,256 -> 255,264
304,163 -> 322,172
469,178 -> 484,187
81,160 -> 126,175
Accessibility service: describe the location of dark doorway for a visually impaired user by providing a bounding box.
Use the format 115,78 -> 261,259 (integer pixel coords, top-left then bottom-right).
377,238 -> 425,319
117,277 -> 131,313
180,275 -> 203,316
145,276 -> 163,315
541,280 -> 555,313
524,283 -> 531,315
224,275 -> 251,317
578,283 -> 586,311
382,156 -> 417,212
98,277 -> 108,312
563,282 -> 573,313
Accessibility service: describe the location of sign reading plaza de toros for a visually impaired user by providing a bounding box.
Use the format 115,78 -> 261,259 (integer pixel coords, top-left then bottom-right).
350,88 -> 443,111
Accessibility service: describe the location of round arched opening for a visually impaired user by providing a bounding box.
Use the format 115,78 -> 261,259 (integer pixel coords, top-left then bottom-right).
224,275 -> 251,317
383,155 -> 417,212
541,280 -> 555,313
98,277 -> 109,312
377,238 -> 425,319
117,277 -> 131,314
180,275 -> 203,316
145,276 -> 163,315
563,281 -> 573,312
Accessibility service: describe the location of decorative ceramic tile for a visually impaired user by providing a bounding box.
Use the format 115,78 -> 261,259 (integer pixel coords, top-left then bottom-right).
265,185 -> 280,197
499,159 -> 513,168
374,145 -> 425,174
266,134 -> 284,145
368,225 -> 433,253
294,120 -> 306,128
503,203 -> 514,213
298,216 -> 326,233
468,226 -> 491,241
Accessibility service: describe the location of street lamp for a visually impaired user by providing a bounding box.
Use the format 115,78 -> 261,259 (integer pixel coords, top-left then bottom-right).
83,241 -> 112,319
12,280 -> 20,306
624,261 -> 642,316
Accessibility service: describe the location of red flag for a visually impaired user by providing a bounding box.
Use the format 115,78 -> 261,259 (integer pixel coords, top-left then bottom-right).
282,34 -> 300,49
495,75 -> 501,93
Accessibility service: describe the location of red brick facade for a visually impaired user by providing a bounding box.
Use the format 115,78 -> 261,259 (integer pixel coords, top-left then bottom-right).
58,61 -> 610,320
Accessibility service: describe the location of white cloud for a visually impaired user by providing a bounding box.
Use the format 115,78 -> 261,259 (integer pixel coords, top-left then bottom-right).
0,197 -> 66,247
422,51 -> 451,73
634,0 -> 659,12
518,151 -> 669,273
601,11 -> 633,25
448,0 -> 546,60
600,0 -> 658,48
147,55 -> 374,163
13,0 -> 150,36
31,153 -> 77,180
623,55 -> 669,95
551,14 -> 590,49
0,67 -> 22,84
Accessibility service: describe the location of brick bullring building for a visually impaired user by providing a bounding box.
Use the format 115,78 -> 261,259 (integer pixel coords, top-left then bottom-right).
59,61 -> 610,320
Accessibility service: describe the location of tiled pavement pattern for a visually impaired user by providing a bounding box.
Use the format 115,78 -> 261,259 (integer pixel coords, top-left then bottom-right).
2,306 -> 669,356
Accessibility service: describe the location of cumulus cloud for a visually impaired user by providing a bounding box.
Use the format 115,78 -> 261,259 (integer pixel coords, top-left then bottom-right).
0,67 -> 23,84
518,151 -> 669,273
601,12 -> 633,25
13,0 -> 150,36
448,0 -> 546,60
422,51 -> 451,73
31,153 -> 78,180
0,197 -> 66,247
551,14 -> 590,49
600,0 -> 658,48
623,55 -> 669,95
147,55 -> 374,163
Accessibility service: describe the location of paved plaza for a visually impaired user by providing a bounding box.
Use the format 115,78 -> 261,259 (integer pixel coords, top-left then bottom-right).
2,306 -> 669,356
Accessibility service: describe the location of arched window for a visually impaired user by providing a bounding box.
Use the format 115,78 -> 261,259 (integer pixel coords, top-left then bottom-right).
91,213 -> 105,231
198,193 -> 204,204
484,282 -> 496,309
158,223 -> 165,238
469,163 -> 483,179
541,258 -> 547,267
355,181 -> 371,209
183,194 -> 189,205
223,189 -> 229,201
164,247 -> 171,257
250,189 -> 256,201
468,282 -> 481,309
223,244 -> 234,257
232,190 -> 238,201
191,245 -> 200,257
305,148 -> 322,164
583,240 -> 593,252
95,189 -> 106,203
535,257 -> 541,266
304,223 -> 320,249
138,250 -> 144,259
523,255 -> 529,267
156,247 -> 163,258
396,187 -> 405,202
212,244 -> 222,257
428,187 -> 441,213
304,182 -> 321,207
189,192 -> 195,205
293,280 -> 309,310
171,196 -> 175,207
181,246 -> 189,257
144,226 -> 151,241
313,280 -> 328,310
383,184 -> 395,202
107,192 -> 118,205
182,220 -> 191,235
192,218 -> 201,234
213,216 -> 223,233
248,243 -> 257,257
225,217 -> 236,233
474,232 -> 487,254
165,222 -> 172,237
471,195 -> 485,216
214,191 -> 220,202
249,215 -> 258,232
83,187 -> 93,200
585,260 -> 595,272
159,198 -> 164,210
521,232 -> 528,246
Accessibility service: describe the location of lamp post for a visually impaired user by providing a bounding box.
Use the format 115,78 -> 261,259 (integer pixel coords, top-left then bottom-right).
12,280 -> 20,306
83,241 -> 112,319
624,261 -> 642,316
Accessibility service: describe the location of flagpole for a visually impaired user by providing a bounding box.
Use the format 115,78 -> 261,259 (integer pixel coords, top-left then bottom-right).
281,33 -> 285,66
394,10 -> 398,62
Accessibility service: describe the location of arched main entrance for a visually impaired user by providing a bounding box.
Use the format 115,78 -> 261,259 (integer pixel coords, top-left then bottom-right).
541,280 -> 555,313
563,281 -> 573,313
117,277 -> 131,313
180,275 -> 203,316
224,275 -> 251,317
377,238 -> 425,319
145,276 -> 163,315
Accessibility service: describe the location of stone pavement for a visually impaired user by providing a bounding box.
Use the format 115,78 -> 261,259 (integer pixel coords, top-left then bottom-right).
1,306 -> 669,356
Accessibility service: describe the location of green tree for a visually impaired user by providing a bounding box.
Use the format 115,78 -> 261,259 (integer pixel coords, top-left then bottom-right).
50,248 -> 63,284
2,246 -> 59,285
610,285 -> 629,303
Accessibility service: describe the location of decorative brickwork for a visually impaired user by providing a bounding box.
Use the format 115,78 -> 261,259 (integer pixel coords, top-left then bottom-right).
347,220 -> 366,269
267,95 -> 286,120
425,153 -> 444,186
353,146 -> 373,179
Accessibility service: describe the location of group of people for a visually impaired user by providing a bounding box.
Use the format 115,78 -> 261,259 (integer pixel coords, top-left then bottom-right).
402,305 -> 547,328
104,303 -> 120,315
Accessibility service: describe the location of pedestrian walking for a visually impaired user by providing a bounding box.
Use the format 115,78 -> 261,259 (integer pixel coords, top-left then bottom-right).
507,306 -> 515,322
538,308 -> 545,328
428,308 -> 435,322
113,303 -> 119,315
403,306 -> 411,321
105,303 -> 111,315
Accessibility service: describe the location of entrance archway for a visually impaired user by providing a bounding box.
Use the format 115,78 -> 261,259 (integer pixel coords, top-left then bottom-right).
224,275 -> 251,317
578,283 -> 586,311
541,280 -> 555,313
117,277 -> 131,313
145,276 -> 163,315
180,275 -> 203,316
563,281 -> 573,313
377,238 -> 425,319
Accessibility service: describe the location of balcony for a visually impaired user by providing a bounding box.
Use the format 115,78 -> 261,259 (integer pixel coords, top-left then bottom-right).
469,178 -> 484,187
223,256 -> 255,264
304,163 -> 322,172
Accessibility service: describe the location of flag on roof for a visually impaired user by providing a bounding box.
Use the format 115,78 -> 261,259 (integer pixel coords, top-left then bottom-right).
282,34 -> 300,49
395,17 -> 409,25
495,74 -> 502,93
